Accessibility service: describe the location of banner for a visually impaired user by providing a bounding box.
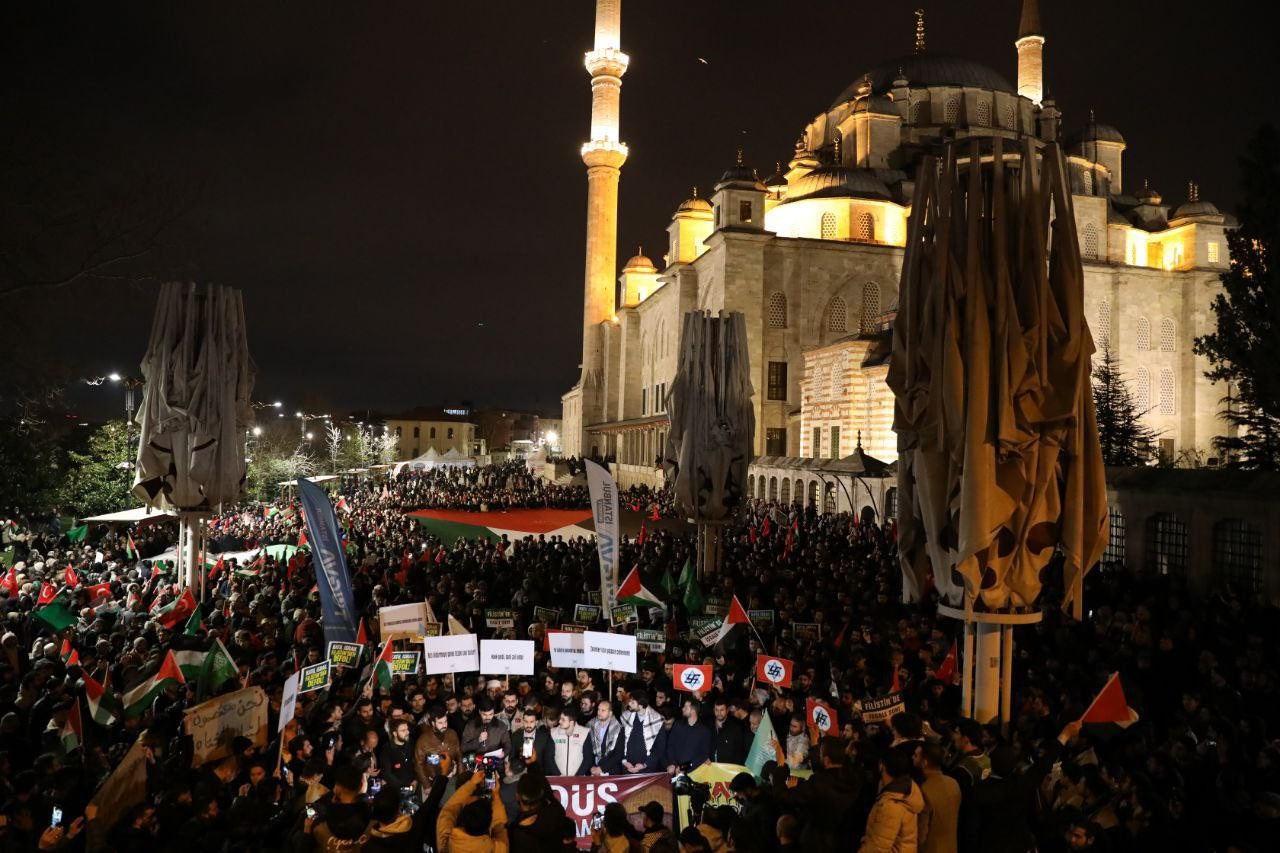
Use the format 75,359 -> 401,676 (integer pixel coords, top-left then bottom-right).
379,602 -> 429,641
583,631 -> 637,673
423,633 -> 479,675
748,610 -> 775,632
673,663 -> 711,693
689,762 -> 752,809
485,608 -> 516,629
279,673 -> 300,733
574,603 -> 601,624
480,639 -> 535,675
755,655 -> 794,689
548,631 -> 586,668
636,628 -> 666,654
793,622 -> 821,643
609,603 -> 638,627
299,661 -> 331,693
533,606 -> 561,624
184,686 -> 269,765
547,773 -> 673,849
327,641 -> 363,669
87,736 -> 149,849
297,478 -> 357,643
585,460 -> 620,608
392,650 -> 421,676
421,621 -> 442,638
858,692 -> 906,725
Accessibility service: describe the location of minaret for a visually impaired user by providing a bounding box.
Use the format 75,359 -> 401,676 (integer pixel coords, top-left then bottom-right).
579,0 -> 629,388
1015,0 -> 1045,105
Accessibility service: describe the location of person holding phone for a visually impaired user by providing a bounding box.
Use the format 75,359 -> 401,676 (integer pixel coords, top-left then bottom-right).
435,769 -> 509,852
588,802 -> 642,852
508,708 -> 553,784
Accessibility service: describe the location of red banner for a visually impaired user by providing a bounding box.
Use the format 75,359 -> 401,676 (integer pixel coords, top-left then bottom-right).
546,772 -> 674,849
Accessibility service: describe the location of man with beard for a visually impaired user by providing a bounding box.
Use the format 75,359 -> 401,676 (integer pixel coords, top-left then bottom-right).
379,717 -> 416,789
461,696 -> 512,758
547,706 -> 590,777
620,688 -> 667,774
581,699 -> 625,776
415,705 -> 462,789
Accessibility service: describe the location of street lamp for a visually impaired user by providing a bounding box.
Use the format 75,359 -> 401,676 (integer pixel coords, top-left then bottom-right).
252,426 -> 263,437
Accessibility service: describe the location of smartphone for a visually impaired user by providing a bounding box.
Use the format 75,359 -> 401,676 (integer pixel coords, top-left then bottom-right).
305,805 -> 317,820
426,753 -> 442,766
51,807 -> 63,828
522,739 -> 534,759
590,810 -> 604,830
484,774 -> 497,791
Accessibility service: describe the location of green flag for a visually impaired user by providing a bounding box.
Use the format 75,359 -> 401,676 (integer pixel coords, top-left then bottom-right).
677,557 -> 694,589
682,572 -> 705,617
36,601 -> 77,632
66,524 -> 88,544
0,546 -> 15,568
197,638 -> 239,700
184,603 -> 203,637
745,709 -> 781,778
659,564 -> 678,599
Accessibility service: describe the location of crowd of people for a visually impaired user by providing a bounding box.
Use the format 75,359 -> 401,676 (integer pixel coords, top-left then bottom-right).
1,459 -> 1278,852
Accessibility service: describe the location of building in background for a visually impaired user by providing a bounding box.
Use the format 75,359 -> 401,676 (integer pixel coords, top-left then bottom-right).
561,0 -> 1236,486
382,408 -> 483,460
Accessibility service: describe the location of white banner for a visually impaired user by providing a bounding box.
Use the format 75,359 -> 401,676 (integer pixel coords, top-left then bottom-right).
278,672 -> 300,733
582,631 -> 637,673
379,602 -> 429,641
184,686 -> 269,765
423,633 -> 479,674
548,630 -> 587,669
480,639 -> 535,675
585,460 -> 620,609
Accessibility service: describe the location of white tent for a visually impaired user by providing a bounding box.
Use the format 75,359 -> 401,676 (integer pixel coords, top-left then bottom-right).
81,507 -> 178,524
393,447 -> 476,475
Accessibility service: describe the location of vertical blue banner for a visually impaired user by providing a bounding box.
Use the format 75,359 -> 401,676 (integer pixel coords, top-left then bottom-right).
297,477 -> 357,643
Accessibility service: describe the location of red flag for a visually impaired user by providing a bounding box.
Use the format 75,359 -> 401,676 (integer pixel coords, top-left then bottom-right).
1080,672 -> 1139,727
356,618 -> 370,645
1,566 -> 18,596
434,547 -> 447,565
84,582 -> 113,604
761,516 -> 772,538
648,504 -> 661,521
64,565 -> 81,588
755,654 -> 794,688
60,637 -> 74,661
156,588 -> 197,629
805,697 -> 837,738
65,649 -> 81,667
784,520 -> 798,556
298,528 -> 308,548
934,641 -> 958,685
38,582 -> 58,605
672,663 -> 711,693
637,520 -> 647,546
890,667 -> 902,694
747,525 -> 757,545
208,558 -> 225,581
725,595 -> 750,627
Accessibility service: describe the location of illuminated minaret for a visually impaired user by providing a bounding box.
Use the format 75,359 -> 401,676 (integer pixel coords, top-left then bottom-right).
1015,0 -> 1044,105
579,0 -> 629,389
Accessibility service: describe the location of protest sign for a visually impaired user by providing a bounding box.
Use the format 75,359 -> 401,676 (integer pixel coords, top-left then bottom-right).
755,655 -> 795,688
609,603 -> 638,627
636,628 -> 666,654
87,736 -> 149,849
392,650 -> 421,676
793,622 -> 821,643
574,603 -> 601,624
299,661 -> 331,693
480,639 -> 535,675
423,633 -> 479,674
545,622 -> 587,651
548,630 -> 586,668
327,641 -> 363,669
582,631 -> 637,673
703,596 -> 728,617
279,672 -> 300,733
421,621 -> 442,638
805,697 -> 837,735
858,692 -> 906,725
688,616 -> 719,640
748,610 -> 776,632
697,619 -> 725,648
378,602 -> 429,641
547,773 -> 673,849
184,686 -> 269,765
533,606 -> 561,624
485,608 -> 515,629
673,663 -> 711,693
587,589 -> 602,606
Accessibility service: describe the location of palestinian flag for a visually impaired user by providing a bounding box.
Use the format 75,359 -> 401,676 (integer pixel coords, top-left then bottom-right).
298,528 -> 308,548
84,672 -> 121,726
1080,672 -> 1139,729
618,566 -> 662,608
369,640 -> 395,690
126,533 -> 138,560
60,638 -> 81,667
35,591 -> 78,631
59,699 -> 83,753
706,595 -> 751,645
175,638 -> 238,700
356,618 -> 370,645
122,651 -> 186,717
66,523 -> 88,543
335,497 -> 350,513
154,588 -> 197,629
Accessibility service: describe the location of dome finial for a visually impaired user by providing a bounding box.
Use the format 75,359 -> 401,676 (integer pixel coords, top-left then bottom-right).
914,8 -> 926,54
735,146 -> 744,167
1188,181 -> 1199,203
692,185 -> 698,198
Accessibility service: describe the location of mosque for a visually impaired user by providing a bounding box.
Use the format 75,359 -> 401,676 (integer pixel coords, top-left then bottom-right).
560,0 -> 1236,495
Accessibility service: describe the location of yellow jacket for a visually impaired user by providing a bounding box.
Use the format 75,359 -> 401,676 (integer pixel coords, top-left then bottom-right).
436,774 -> 509,853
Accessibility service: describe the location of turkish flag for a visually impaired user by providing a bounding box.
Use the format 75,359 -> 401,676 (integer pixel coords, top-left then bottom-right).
934,641 -> 958,685
64,565 -> 81,588
755,654 -> 794,688
672,663 -> 711,693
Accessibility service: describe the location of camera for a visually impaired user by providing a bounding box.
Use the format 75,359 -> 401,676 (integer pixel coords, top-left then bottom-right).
590,810 -> 605,831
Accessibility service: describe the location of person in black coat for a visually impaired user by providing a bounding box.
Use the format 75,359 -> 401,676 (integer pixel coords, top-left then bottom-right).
378,718 -> 416,790
972,721 -> 1080,853
710,699 -> 750,765
664,699 -> 713,772
510,709 -> 555,778
363,772 -> 449,853
507,767 -> 577,851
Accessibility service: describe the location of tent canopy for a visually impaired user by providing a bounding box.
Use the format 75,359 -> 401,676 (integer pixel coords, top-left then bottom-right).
81,507 -> 178,524
277,474 -> 339,486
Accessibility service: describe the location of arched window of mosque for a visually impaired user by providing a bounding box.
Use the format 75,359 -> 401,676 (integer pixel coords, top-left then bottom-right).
820,212 -> 837,240
855,212 -> 875,243
767,292 -> 788,328
1096,299 -> 1112,349
1135,317 -> 1151,351
1082,224 -> 1099,259
1160,318 -> 1176,352
1003,105 -> 1016,129
1135,368 -> 1151,410
860,283 -> 881,332
909,101 -> 923,124
1081,170 -> 1094,195
827,297 -> 848,333
1160,369 -> 1176,415
975,101 -> 991,126
944,98 -> 959,123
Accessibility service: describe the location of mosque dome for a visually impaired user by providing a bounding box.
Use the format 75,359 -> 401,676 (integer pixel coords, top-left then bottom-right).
623,251 -> 658,272
1172,200 -> 1220,219
1066,120 -> 1126,147
830,54 -> 1014,107
676,193 -> 712,213
786,165 -> 893,202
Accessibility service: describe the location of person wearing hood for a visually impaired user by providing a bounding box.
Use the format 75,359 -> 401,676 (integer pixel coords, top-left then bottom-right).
859,748 -> 926,852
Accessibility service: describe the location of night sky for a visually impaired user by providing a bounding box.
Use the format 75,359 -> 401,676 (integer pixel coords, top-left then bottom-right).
3,1 -> 1276,421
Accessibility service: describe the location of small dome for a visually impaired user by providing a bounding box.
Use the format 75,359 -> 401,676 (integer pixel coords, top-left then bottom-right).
1173,200 -> 1220,220
1067,120 -> 1126,147
853,94 -> 899,115
785,165 -> 892,202
763,163 -> 788,190
831,54 -> 1014,107
677,194 -> 712,213
623,251 -> 657,272
1136,183 -> 1162,205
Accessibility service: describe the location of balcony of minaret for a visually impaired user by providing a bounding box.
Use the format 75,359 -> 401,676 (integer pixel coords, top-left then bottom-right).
581,142 -> 628,168
584,48 -> 629,79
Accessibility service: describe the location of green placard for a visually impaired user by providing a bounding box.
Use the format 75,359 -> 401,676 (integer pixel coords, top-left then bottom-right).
748,610 -> 775,632
421,622 -> 442,638
327,641 -> 362,669
636,628 -> 666,654
299,661 -> 331,693
574,604 -> 601,624
793,622 -> 821,642
533,606 -> 561,624
610,603 -> 638,627
391,650 -> 421,675
485,609 -> 515,628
